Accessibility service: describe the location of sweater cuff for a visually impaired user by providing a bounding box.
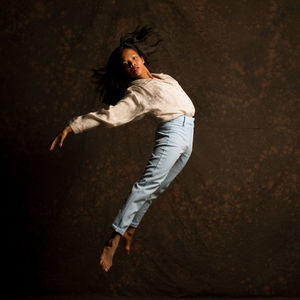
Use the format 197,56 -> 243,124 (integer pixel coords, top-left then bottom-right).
68,121 -> 82,134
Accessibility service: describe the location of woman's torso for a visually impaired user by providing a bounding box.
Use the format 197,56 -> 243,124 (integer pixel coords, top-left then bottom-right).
127,73 -> 195,123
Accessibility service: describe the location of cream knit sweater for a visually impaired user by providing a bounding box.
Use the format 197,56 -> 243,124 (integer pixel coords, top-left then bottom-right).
68,73 -> 195,134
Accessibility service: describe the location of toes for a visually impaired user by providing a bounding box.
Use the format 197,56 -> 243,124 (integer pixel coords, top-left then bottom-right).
104,263 -> 110,272
100,260 -> 109,272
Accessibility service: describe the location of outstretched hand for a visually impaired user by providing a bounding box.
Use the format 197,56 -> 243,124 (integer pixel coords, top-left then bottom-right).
49,125 -> 73,151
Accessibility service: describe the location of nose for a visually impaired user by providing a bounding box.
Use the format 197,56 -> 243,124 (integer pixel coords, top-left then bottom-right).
127,60 -> 136,68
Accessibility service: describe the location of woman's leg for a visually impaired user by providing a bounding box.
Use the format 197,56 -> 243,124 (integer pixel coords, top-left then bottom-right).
112,115 -> 194,236
100,127 -> 180,271
131,117 -> 194,228
100,115 -> 194,271
130,149 -> 192,228
111,131 -> 184,236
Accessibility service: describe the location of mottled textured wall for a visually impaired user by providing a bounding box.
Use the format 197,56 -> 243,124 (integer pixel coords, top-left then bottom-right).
0,0 -> 299,298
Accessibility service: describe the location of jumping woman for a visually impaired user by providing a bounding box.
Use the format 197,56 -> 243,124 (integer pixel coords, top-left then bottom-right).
49,25 -> 195,272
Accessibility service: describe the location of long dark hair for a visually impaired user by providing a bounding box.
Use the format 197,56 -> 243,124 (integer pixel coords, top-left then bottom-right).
91,25 -> 162,106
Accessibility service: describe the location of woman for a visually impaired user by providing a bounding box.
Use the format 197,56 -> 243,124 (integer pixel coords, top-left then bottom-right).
49,25 -> 195,272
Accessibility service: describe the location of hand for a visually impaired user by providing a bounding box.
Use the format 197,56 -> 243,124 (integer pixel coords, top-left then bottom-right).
49,125 -> 73,151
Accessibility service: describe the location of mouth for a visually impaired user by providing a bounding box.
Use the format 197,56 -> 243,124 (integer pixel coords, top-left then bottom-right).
132,67 -> 139,73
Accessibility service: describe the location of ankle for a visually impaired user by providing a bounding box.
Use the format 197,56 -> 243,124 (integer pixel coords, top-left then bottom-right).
127,226 -> 136,233
125,230 -> 135,238
105,231 -> 121,246
111,230 -> 122,239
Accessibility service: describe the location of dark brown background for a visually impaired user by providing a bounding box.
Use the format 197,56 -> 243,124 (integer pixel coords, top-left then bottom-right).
0,0 -> 299,298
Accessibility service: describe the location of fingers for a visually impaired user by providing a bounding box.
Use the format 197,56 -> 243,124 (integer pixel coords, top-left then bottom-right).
49,126 -> 72,151
49,132 -> 63,151
59,129 -> 68,148
49,135 -> 60,151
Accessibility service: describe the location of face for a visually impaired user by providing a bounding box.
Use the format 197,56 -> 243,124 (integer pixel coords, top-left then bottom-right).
120,48 -> 146,79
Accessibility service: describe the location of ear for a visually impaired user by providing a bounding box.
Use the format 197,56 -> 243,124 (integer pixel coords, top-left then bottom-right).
141,56 -> 145,64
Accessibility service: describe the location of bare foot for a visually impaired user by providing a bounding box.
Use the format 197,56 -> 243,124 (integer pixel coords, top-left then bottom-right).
123,226 -> 136,255
99,232 -> 121,272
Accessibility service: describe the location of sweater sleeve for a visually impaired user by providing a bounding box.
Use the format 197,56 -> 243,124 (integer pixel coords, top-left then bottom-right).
68,88 -> 146,134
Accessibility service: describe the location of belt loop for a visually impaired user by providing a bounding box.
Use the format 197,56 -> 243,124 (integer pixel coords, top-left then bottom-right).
183,115 -> 186,126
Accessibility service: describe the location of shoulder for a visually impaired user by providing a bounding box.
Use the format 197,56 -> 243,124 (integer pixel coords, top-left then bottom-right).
126,84 -> 145,94
155,73 -> 179,83
156,72 -> 173,79
123,85 -> 148,103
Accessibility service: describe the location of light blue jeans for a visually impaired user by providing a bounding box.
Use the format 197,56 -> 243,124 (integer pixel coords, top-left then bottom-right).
112,114 -> 195,236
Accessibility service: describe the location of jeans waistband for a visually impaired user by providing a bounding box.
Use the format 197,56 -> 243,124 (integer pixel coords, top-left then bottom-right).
159,114 -> 195,128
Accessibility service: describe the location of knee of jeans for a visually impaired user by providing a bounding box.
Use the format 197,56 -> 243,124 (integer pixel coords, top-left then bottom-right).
133,180 -> 159,192
133,172 -> 170,196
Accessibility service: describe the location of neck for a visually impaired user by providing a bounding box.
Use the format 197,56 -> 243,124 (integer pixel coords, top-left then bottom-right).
137,69 -> 153,79
144,70 -> 154,79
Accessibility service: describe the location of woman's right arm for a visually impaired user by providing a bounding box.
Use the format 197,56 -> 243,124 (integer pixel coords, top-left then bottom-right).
68,87 -> 146,133
49,87 -> 146,150
49,125 -> 73,151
